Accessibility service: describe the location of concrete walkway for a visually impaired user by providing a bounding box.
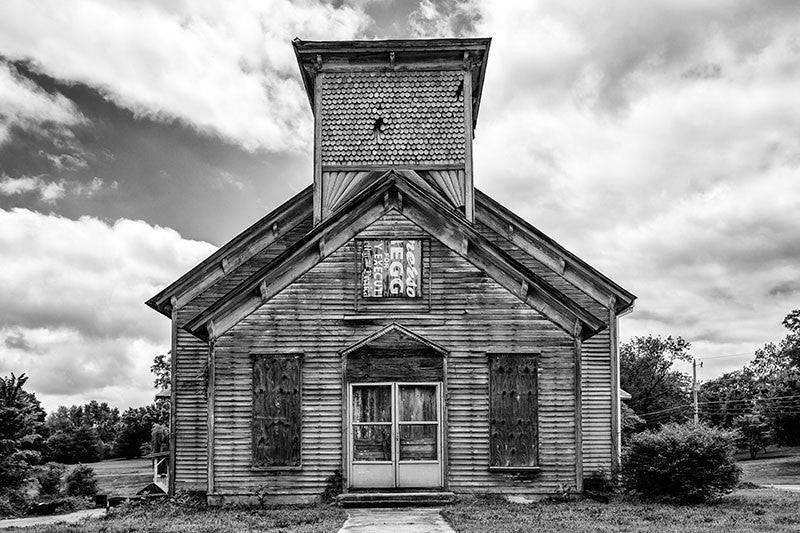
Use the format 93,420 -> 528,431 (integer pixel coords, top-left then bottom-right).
767,484 -> 800,493
338,507 -> 455,533
0,508 -> 105,529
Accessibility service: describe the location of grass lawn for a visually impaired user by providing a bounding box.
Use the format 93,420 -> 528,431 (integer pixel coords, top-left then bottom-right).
442,489 -> 800,533
4,501 -> 347,533
737,446 -> 800,486
88,458 -> 152,496
5,488 -> 799,533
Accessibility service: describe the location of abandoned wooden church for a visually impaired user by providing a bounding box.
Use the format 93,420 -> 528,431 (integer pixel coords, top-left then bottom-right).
147,37 -> 636,505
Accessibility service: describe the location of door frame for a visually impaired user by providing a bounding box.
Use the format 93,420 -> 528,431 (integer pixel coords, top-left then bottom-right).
347,381 -> 444,489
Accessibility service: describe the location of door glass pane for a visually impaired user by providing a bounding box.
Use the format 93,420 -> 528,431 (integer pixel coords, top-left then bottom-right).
352,386 -> 391,423
399,385 -> 437,422
353,425 -> 392,461
399,424 -> 437,460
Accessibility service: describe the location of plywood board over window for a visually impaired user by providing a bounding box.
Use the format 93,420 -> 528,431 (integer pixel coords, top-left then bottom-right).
252,354 -> 302,469
489,354 -> 539,471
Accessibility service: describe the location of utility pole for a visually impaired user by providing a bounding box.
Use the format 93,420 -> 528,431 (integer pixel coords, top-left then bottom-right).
692,358 -> 703,424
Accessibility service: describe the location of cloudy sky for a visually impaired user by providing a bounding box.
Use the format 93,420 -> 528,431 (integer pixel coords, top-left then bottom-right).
1,0 -> 798,412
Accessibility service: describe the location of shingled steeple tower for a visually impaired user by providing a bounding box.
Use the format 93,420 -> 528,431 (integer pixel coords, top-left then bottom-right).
293,38 -> 491,224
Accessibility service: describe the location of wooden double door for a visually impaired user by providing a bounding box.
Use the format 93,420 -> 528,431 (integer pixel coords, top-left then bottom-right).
348,382 -> 443,489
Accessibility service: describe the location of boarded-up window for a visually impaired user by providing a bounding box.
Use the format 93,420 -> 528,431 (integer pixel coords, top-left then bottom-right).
252,355 -> 301,468
489,354 -> 538,468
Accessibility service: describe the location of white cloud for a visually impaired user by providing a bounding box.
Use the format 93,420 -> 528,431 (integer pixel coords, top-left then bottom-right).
0,208 -> 215,410
0,175 -> 116,204
0,61 -> 85,146
0,0 -> 372,152
459,1 -> 800,374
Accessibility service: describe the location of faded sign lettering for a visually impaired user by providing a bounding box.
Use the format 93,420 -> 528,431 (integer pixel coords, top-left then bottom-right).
360,240 -> 422,298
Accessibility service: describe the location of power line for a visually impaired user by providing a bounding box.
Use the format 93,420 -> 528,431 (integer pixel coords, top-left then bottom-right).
696,352 -> 754,361
639,394 -> 800,421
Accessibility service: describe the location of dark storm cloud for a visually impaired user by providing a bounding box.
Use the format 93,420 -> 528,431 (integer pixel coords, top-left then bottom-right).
4,329 -> 34,352
769,280 -> 800,298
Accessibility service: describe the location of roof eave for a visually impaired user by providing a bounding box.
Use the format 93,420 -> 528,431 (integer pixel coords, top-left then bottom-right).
292,37 -> 491,126
185,171 -> 605,342
145,185 -> 313,316
474,189 -> 637,313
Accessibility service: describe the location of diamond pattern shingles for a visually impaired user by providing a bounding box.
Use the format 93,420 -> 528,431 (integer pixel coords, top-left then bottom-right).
320,70 -> 466,166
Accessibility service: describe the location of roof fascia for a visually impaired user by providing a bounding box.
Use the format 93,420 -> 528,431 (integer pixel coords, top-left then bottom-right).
185,178 -> 403,340
145,186 -> 313,317
292,37 -> 491,128
395,179 -> 605,339
187,172 -> 605,342
474,189 -> 636,314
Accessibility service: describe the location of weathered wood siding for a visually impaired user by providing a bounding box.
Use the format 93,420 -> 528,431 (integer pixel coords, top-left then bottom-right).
210,211 -> 578,498
171,214 -> 314,490
475,220 -> 615,476
581,330 -> 613,475
173,308 -> 208,490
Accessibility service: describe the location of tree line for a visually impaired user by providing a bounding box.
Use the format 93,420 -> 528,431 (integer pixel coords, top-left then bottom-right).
0,352 -> 171,508
620,309 -> 800,457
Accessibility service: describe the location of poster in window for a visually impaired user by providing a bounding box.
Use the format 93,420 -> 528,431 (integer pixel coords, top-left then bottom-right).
360,240 -> 422,298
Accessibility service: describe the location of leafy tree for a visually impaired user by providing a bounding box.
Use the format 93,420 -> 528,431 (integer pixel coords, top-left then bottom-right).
150,352 -> 171,391
0,373 -> 46,493
36,462 -> 66,496
65,464 -> 97,497
81,400 -> 120,444
620,335 -> 692,426
44,401 -> 118,462
699,369 -> 760,428
113,403 -> 168,459
781,309 -> 800,367
700,309 -> 800,446
734,414 -> 772,459
621,403 -> 645,444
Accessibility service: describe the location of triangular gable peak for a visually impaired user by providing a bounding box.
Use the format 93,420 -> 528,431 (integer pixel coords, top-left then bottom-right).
146,186 -> 313,317
340,323 -> 448,358
185,170 -> 605,342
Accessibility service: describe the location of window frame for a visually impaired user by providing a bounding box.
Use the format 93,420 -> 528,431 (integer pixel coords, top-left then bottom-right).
250,352 -> 303,471
488,352 -> 541,473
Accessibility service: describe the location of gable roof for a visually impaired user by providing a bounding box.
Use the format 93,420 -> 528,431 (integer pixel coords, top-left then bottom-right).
474,191 -> 635,315
183,170 -> 606,342
146,186 -> 313,317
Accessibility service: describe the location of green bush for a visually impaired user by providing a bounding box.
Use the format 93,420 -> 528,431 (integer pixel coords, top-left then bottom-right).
65,464 -> 98,497
622,422 -> 741,502
37,462 -> 66,496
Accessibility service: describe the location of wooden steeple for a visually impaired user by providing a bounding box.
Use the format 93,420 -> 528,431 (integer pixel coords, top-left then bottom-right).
292,38 -> 491,225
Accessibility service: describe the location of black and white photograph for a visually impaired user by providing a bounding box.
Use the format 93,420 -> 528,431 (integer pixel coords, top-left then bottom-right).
0,1 -> 799,531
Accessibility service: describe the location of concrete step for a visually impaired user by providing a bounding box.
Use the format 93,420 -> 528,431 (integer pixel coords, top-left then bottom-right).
337,491 -> 456,508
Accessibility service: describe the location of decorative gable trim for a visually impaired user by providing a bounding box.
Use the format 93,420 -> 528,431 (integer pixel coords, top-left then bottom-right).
474,190 -> 636,314
183,172 -> 606,342
339,323 -> 449,357
146,186 -> 313,317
